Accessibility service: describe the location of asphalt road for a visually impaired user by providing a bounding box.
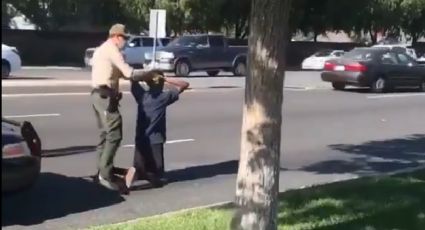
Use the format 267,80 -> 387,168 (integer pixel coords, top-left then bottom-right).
2,67 -> 330,89
2,71 -> 425,230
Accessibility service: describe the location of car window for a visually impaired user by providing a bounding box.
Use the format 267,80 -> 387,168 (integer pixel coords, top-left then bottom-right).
167,36 -> 208,47
127,38 -> 141,47
314,50 -> 333,57
209,36 -> 225,47
397,53 -> 412,65
141,38 -> 154,47
344,49 -> 375,61
334,51 -> 344,57
380,52 -> 399,65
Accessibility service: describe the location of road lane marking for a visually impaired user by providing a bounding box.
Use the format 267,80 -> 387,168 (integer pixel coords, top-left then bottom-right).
367,93 -> 425,99
3,113 -> 61,118
2,92 -> 92,97
122,139 -> 195,148
1,89 -> 233,98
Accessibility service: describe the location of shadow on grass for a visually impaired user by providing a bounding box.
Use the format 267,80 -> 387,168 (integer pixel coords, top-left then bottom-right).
277,170 -> 425,230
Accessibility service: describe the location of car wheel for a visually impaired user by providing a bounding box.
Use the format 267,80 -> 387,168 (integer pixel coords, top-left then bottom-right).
371,77 -> 387,93
233,60 -> 246,76
332,82 -> 346,90
2,61 -> 11,78
175,60 -> 191,77
207,70 -> 220,77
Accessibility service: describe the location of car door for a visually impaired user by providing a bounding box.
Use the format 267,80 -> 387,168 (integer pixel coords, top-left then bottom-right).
207,36 -> 227,68
141,37 -> 156,64
379,51 -> 403,85
124,37 -> 142,65
190,35 -> 210,69
395,52 -> 423,86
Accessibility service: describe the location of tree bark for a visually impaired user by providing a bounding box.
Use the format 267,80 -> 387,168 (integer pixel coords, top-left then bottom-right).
231,0 -> 292,230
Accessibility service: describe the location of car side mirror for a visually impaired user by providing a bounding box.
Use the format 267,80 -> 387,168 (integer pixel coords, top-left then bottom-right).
408,62 -> 414,67
128,43 -> 136,47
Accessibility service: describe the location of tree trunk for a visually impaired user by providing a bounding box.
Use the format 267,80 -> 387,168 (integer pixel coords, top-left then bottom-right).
313,30 -> 318,42
231,0 -> 292,230
412,34 -> 418,46
369,30 -> 377,44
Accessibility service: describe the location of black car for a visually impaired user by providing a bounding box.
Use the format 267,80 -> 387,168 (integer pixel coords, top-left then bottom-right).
2,118 -> 42,193
321,47 -> 425,93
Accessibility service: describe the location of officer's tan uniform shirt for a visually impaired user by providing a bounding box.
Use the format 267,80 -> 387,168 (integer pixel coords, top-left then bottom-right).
91,40 -> 133,90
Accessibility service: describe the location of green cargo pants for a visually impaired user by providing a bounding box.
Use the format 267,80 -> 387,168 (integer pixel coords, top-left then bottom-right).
91,91 -> 122,181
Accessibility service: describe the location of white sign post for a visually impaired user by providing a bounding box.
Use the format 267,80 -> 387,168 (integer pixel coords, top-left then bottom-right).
149,9 -> 166,68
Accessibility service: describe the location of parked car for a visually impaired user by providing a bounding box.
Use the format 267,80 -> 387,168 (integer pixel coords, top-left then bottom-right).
84,36 -> 170,67
301,50 -> 345,70
2,44 -> 22,78
321,47 -> 425,93
418,53 -> 425,65
372,44 -> 418,60
2,118 -> 42,193
144,34 -> 247,77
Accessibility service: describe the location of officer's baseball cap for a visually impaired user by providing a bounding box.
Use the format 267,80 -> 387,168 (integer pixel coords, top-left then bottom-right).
109,24 -> 130,39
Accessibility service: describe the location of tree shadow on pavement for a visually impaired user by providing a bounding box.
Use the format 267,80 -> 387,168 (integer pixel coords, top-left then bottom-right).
1,172 -> 125,227
342,87 -> 422,94
166,160 -> 239,183
302,134 -> 425,175
42,145 -> 96,158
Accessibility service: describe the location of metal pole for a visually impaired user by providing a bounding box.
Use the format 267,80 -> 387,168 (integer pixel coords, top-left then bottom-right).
152,11 -> 159,69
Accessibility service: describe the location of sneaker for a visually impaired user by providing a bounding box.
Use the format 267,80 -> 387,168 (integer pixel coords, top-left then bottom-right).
125,167 -> 137,189
98,174 -> 120,191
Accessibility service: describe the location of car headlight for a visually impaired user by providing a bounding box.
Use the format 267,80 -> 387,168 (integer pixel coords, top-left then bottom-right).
160,52 -> 174,59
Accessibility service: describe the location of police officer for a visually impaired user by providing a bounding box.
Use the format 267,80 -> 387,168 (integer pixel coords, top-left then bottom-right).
91,23 -> 158,192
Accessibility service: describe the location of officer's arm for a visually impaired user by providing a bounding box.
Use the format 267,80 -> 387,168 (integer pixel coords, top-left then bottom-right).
110,48 -> 134,79
110,48 -> 164,81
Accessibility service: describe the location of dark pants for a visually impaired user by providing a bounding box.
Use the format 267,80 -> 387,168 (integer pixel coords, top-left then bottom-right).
134,143 -> 164,177
91,91 -> 123,181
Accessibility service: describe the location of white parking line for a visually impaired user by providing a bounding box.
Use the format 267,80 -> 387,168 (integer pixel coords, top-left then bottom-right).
122,139 -> 195,148
367,93 -> 425,99
3,113 -> 61,118
1,88 -> 232,98
2,92 -> 133,98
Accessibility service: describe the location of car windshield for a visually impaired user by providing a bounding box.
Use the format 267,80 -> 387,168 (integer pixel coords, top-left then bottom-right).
343,49 -> 375,61
167,36 -> 207,47
314,50 -> 333,57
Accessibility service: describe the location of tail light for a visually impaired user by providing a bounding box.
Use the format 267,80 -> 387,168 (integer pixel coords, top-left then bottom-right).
345,63 -> 367,72
324,62 -> 367,72
3,142 -> 30,159
324,62 -> 335,71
